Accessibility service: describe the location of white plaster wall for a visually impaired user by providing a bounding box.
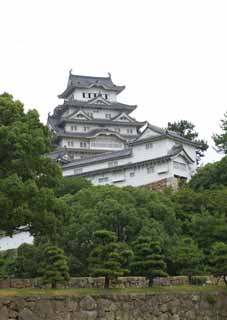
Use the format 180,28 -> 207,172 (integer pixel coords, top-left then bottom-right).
132,139 -> 170,162
85,162 -> 172,187
65,123 -> 100,133
84,108 -> 119,119
73,88 -> 117,102
63,154 -> 134,177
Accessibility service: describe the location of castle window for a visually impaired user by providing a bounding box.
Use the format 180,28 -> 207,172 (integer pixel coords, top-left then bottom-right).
80,141 -> 89,148
94,93 -> 97,98
67,140 -> 74,147
82,92 -> 86,98
147,166 -> 155,174
74,167 -> 83,174
84,126 -> 90,132
130,172 -> 135,177
98,177 -> 109,183
146,143 -> 153,149
105,94 -> 108,100
127,128 -> 133,134
108,160 -> 118,168
105,114 -> 111,119
70,125 -> 77,131
88,93 -> 91,98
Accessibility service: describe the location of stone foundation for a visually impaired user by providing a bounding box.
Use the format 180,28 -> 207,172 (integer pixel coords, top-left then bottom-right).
0,293 -> 227,320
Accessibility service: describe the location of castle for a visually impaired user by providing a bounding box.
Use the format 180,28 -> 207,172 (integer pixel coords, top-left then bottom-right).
48,72 -> 198,189
0,72 -> 199,251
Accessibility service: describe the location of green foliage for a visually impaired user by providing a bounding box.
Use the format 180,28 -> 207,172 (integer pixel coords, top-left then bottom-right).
58,186 -> 177,275
189,156 -> 227,191
0,93 -> 68,240
209,242 -> 227,285
206,294 -> 217,305
40,246 -> 70,288
56,177 -> 91,197
88,230 -> 132,288
131,236 -> 167,285
14,243 -> 44,278
166,236 -> 204,279
167,120 -> 208,162
213,111 -> 227,153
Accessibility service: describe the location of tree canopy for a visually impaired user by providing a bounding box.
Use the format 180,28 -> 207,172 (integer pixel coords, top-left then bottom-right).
0,93 -> 66,239
213,111 -> 227,154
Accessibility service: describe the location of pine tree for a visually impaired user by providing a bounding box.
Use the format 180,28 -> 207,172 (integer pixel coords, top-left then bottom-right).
209,242 -> 227,286
213,111 -> 227,154
130,236 -> 167,286
41,246 -> 70,288
88,230 -> 131,288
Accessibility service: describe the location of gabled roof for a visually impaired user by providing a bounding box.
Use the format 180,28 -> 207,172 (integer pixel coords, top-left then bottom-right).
52,101 -> 137,118
55,128 -> 129,141
66,109 -> 91,121
167,144 -> 195,163
133,123 -> 198,147
88,95 -> 111,105
59,73 -> 125,99
112,112 -> 136,123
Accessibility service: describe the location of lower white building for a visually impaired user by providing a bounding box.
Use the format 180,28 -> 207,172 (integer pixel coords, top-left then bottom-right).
62,124 -> 198,189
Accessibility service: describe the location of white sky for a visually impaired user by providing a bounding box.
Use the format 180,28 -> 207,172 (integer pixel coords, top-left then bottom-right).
0,0 -> 226,163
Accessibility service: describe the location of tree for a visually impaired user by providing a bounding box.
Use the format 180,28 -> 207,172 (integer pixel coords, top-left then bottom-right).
130,236 -> 167,286
166,236 -> 204,282
167,120 -> 208,163
56,176 -> 91,197
40,246 -> 69,288
0,93 -> 66,239
88,230 -> 131,288
14,243 -> 44,278
213,111 -> 227,154
188,156 -> 227,191
209,242 -> 227,285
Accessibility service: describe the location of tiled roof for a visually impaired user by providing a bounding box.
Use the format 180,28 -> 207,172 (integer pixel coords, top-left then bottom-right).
56,128 -> 129,141
59,73 -> 125,98
132,123 -> 199,147
62,148 -> 132,169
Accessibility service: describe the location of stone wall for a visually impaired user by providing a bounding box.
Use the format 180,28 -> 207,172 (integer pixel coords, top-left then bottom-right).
0,277 -> 148,289
0,276 -> 224,290
1,292 -> 227,320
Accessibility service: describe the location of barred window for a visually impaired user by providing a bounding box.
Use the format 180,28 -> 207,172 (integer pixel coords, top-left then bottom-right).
108,160 -> 118,168
74,167 -> 83,174
147,166 -> 155,174
98,177 -> 109,183
146,143 -> 153,149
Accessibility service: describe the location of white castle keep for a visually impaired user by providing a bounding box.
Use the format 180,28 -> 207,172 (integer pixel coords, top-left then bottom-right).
48,72 -> 198,189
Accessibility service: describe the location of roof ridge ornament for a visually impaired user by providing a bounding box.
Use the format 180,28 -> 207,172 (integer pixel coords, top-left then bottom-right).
107,72 -> 112,79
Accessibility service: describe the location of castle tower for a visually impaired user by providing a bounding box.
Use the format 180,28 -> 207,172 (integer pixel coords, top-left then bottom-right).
48,72 -> 145,160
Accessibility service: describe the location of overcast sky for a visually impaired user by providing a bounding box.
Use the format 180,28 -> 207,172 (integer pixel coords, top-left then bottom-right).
1,0 -> 226,163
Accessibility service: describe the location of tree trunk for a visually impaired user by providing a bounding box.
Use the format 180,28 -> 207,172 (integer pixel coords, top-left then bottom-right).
52,281 -> 57,289
148,277 -> 153,287
104,276 -> 110,289
223,274 -> 227,286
